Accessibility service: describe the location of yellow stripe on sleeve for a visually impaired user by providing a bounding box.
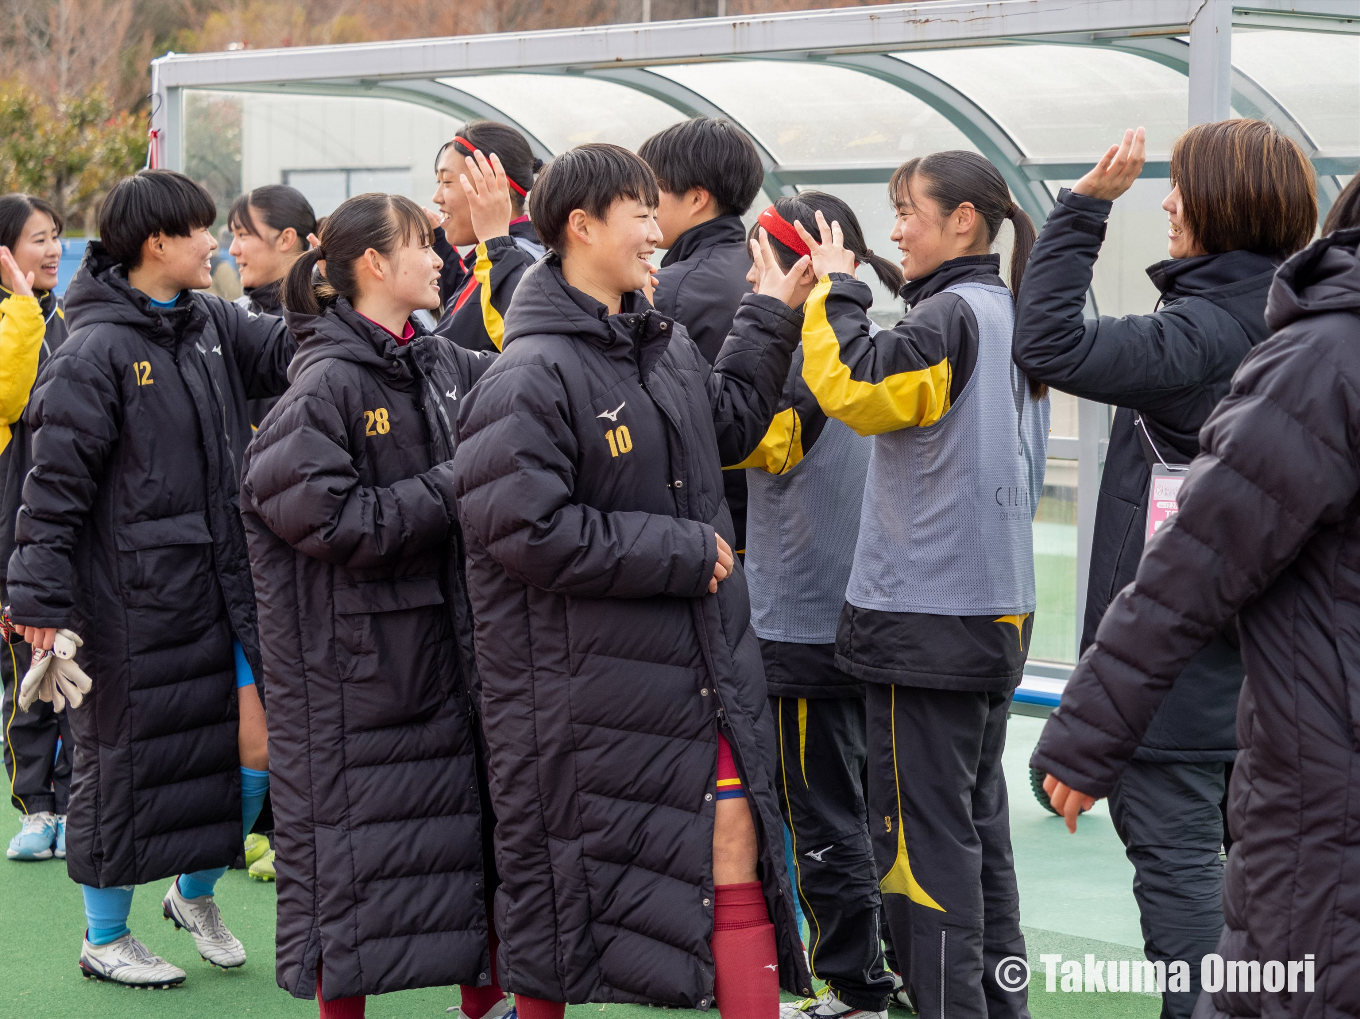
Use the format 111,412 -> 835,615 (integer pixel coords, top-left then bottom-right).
800,276 -> 952,437
473,242 -> 505,352
726,406 -> 804,474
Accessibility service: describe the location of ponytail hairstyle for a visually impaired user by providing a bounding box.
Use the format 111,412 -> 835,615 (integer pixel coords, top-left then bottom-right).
749,191 -> 904,294
437,120 -> 543,213
890,151 -> 1044,399
283,192 -> 433,316
228,184 -> 317,253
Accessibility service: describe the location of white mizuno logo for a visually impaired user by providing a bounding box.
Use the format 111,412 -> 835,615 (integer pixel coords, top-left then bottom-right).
764,964 -> 778,971
211,345 -> 222,356
597,401 -> 625,422
446,388 -> 457,400
805,845 -> 834,862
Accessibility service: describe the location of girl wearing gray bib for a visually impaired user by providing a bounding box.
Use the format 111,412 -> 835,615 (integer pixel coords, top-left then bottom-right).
792,152 -> 1049,1019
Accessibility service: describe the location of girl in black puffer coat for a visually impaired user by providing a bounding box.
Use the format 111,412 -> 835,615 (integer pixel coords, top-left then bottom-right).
1034,186 -> 1360,1018
240,193 -> 501,1015
452,144 -> 812,1019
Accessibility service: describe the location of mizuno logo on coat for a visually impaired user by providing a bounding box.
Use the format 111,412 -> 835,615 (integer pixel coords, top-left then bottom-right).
597,401 -> 625,422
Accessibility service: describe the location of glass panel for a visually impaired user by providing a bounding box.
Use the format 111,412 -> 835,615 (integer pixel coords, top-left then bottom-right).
1048,390 -> 1079,439
895,45 -> 1189,157
236,91 -> 460,212
651,61 -> 974,164
185,91 -> 243,228
1032,458 -> 1078,665
283,170 -> 348,217
441,74 -> 685,153
1051,177 -> 1170,319
1231,30 -> 1360,153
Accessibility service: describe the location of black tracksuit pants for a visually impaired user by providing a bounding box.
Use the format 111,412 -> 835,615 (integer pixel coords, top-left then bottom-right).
2,637 -> 72,815
1108,759 -> 1228,1019
866,682 -> 1029,1019
772,692 -> 893,1012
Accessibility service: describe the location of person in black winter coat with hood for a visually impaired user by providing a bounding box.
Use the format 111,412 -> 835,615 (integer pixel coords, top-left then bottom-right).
1015,120 -> 1317,1019
241,192 -> 504,1019
639,117 -> 767,556
452,143 -> 813,1019
1033,177 -> 1360,1019
6,169 -> 294,988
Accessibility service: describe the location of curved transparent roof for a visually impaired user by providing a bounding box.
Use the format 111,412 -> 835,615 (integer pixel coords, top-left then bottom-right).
439,73 -> 685,152
1230,30 -> 1360,152
650,60 -> 975,164
896,45 -> 1191,156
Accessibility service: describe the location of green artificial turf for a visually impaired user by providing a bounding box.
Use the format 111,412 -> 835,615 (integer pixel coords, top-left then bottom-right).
0,716 -> 1159,1019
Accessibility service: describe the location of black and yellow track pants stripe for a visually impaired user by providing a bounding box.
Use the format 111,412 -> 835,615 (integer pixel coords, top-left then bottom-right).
772,692 -> 893,1012
866,683 -> 1028,1019
3,636 -> 72,815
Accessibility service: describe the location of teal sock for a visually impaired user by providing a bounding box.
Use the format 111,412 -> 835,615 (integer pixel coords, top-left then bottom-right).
177,867 -> 227,900
241,766 -> 269,839
82,884 -> 135,945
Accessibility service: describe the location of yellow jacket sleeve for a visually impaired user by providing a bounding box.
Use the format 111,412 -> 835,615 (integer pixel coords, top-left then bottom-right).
0,294 -> 46,455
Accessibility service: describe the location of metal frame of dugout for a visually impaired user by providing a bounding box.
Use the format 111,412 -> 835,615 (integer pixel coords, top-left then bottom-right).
148,0 -> 1360,716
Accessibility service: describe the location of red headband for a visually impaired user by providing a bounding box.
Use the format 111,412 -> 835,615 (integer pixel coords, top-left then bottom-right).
757,206 -> 810,258
452,136 -> 528,197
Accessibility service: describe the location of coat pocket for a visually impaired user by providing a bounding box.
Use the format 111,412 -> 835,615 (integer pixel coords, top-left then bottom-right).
333,574 -> 449,731
115,512 -> 219,624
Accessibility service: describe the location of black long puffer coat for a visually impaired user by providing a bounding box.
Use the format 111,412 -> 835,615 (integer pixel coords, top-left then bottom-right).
452,258 -> 813,1008
1031,226 -> 1360,1016
1013,188 -> 1276,760
241,301 -> 497,1001
5,242 -> 293,887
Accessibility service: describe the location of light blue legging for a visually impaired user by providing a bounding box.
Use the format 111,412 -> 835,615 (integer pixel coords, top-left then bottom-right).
83,643 -> 270,945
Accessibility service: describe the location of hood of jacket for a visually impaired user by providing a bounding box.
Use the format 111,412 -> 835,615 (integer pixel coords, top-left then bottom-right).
900,253 -> 1004,308
1146,249 -> 1278,303
284,298 -> 419,386
1265,226 -> 1360,332
660,214 -> 747,268
62,240 -> 197,342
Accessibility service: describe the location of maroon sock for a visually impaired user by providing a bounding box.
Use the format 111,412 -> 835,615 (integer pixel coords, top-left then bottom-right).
712,881 -> 779,1019
460,906 -> 506,1019
316,961 -> 365,1019
515,995 -> 566,1019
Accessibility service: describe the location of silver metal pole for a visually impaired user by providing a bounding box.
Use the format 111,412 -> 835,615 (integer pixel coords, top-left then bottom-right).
1188,0 -> 1233,124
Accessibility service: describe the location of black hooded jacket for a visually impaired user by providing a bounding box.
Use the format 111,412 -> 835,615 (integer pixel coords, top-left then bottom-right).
5,242 -> 293,887
452,257 -> 812,1007
241,301 -> 496,1001
654,214 -> 756,553
238,279 -> 286,427
1031,226 -> 1360,1016
1013,188 -> 1276,759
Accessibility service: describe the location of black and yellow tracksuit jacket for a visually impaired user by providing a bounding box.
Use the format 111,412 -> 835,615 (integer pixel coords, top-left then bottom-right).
434,218 -> 544,353
800,254 -> 1036,691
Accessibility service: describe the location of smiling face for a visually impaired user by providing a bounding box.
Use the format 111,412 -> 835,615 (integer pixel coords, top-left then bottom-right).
153,227 -> 218,292
562,197 -> 662,304
229,206 -> 300,288
1162,184 -> 1204,259
889,173 -> 988,282
433,145 -> 476,246
3,209 -> 62,292
382,229 -> 445,313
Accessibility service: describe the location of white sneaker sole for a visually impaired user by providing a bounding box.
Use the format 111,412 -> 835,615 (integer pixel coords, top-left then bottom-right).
78,959 -> 186,988
7,847 -> 54,860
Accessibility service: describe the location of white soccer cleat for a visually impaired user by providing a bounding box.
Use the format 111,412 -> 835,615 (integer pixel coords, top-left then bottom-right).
162,879 -> 247,969
449,993 -> 515,1017
79,933 -> 187,987
781,986 -> 888,1019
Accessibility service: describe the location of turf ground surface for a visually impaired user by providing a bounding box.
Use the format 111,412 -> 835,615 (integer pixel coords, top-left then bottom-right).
0,716 -> 1161,1018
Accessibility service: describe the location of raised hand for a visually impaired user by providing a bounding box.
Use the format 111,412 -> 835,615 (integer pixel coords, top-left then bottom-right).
1073,127 -> 1146,202
749,229 -> 813,309
793,210 -> 856,279
0,246 -> 35,298
460,149 -> 514,243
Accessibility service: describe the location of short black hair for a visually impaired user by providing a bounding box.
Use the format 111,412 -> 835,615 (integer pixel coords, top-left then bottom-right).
638,117 -> 765,217
528,144 -> 660,256
0,193 -> 63,253
99,169 -> 218,269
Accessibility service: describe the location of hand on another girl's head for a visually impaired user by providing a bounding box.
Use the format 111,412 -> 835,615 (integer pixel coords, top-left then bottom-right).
794,212 -> 857,279
748,230 -> 813,309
